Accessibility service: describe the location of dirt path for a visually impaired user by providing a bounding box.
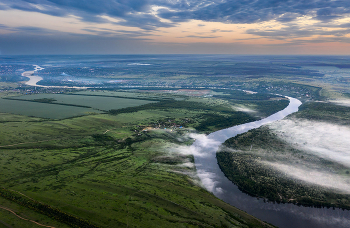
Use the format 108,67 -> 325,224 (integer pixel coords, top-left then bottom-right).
0,206 -> 55,228
103,127 -> 118,134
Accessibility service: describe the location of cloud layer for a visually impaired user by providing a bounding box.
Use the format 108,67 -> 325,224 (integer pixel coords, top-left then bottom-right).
2,0 -> 350,30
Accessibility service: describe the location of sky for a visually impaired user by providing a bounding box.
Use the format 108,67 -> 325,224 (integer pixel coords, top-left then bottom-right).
1,0 -> 350,55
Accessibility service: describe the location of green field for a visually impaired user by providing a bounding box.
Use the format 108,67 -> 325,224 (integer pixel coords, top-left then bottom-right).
0,98 -> 102,119
10,94 -> 157,111
72,90 -> 185,101
0,91 -> 280,228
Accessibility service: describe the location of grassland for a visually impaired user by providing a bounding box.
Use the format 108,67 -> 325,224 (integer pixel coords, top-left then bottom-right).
9,94 -> 157,112
0,98 -> 102,119
0,90 -> 282,228
293,101 -> 350,125
217,101 -> 350,210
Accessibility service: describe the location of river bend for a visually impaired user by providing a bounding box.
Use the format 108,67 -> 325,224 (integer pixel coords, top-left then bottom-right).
192,97 -> 350,228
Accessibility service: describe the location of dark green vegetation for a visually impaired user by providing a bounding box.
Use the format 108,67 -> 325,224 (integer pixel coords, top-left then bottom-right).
0,91 -> 280,228
293,101 -> 350,125
109,100 -> 257,134
211,89 -> 290,117
217,101 -> 350,210
33,98 -> 57,103
0,188 -> 99,228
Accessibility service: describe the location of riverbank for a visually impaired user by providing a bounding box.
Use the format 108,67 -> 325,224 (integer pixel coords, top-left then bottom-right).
192,97 -> 350,228
217,100 -> 350,210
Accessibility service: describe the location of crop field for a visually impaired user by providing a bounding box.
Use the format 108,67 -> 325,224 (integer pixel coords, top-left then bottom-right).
0,113 -> 42,123
0,98 -> 101,119
11,94 -> 157,111
72,90 -> 184,101
0,94 -> 278,228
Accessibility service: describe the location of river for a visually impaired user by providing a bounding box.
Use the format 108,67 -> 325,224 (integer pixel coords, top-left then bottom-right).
192,97 -> 350,228
21,65 -> 89,89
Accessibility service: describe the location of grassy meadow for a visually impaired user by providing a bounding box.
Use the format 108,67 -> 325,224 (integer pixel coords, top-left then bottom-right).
0,90 -> 283,228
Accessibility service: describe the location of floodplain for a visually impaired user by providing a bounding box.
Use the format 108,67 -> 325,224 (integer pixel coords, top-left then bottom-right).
0,88 -> 284,228
2,55 -> 350,228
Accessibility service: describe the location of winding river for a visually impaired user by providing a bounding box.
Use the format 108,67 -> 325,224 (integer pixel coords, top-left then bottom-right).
22,65 -> 89,89
192,97 -> 350,228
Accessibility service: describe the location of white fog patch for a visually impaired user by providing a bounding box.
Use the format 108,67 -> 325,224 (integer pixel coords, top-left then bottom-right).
127,63 -> 151,66
33,65 -> 44,71
189,133 -> 222,151
270,118 -> 350,167
196,170 -> 224,194
167,133 -> 221,158
261,161 -> 350,194
329,99 -> 350,107
232,105 -> 257,113
165,132 -> 225,193
179,162 -> 195,168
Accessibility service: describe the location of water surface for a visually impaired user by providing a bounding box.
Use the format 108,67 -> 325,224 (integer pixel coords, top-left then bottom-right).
192,97 -> 350,228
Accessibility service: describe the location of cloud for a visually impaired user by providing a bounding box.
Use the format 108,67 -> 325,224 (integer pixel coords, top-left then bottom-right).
185,35 -> 221,39
211,29 -> 233,33
246,23 -> 350,43
0,0 -> 173,30
158,0 -> 350,24
2,0 -> 350,32
0,23 -> 70,35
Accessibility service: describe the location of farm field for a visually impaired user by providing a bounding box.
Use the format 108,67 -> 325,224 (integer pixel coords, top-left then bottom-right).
10,93 -> 157,111
72,90 -> 185,101
0,98 -> 101,119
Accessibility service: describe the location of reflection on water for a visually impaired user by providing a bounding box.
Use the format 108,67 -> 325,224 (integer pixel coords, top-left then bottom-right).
192,97 -> 350,228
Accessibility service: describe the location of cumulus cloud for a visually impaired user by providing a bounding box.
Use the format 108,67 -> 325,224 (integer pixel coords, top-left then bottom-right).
2,0 -> 350,31
0,0 -> 173,30
158,0 -> 350,24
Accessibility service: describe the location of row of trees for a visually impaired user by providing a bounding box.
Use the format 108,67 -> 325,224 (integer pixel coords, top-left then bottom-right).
0,188 -> 101,227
